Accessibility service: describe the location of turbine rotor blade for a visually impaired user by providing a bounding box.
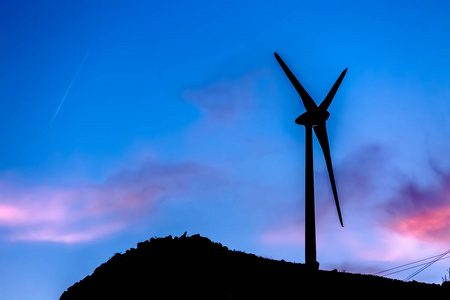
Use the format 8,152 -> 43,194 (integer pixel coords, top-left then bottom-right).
274,52 -> 318,111
319,68 -> 347,111
313,124 -> 344,227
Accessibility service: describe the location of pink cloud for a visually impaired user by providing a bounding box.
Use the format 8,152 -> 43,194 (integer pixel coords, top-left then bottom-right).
0,205 -> 27,225
0,159 -> 217,243
11,220 -> 126,243
387,205 -> 450,244
382,166 -> 450,245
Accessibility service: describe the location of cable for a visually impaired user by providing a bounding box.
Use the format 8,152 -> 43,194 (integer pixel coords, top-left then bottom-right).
382,256 -> 450,277
373,249 -> 450,280
404,248 -> 450,281
406,248 -> 450,281
373,253 -> 446,276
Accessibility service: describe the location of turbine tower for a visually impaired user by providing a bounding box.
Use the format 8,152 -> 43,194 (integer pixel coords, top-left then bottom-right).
274,52 -> 346,270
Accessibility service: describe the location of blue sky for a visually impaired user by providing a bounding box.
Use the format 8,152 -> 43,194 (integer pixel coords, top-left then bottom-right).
1,1 -> 450,299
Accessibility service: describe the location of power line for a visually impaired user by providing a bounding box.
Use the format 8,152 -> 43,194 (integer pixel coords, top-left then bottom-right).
373,253 -> 448,276
383,256 -> 450,277
404,248 -> 450,281
373,249 -> 450,281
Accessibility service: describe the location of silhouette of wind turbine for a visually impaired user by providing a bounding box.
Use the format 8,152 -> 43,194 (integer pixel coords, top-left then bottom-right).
274,52 -> 346,270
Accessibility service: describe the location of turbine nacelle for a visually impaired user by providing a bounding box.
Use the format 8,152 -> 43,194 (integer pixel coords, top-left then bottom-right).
295,109 -> 330,126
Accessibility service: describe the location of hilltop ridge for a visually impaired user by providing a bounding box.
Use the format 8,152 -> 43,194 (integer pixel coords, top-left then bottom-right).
60,233 -> 447,299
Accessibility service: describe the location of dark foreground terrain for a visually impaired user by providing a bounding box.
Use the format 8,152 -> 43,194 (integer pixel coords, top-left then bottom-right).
60,234 -> 448,299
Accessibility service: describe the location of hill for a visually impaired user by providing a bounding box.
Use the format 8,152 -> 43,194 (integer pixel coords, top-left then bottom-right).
59,234 -> 448,299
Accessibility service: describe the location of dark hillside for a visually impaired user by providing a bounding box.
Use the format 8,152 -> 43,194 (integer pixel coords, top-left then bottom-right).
60,234 -> 447,299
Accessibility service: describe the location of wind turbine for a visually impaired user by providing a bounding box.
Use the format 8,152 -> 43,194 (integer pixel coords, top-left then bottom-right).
274,52 -> 346,270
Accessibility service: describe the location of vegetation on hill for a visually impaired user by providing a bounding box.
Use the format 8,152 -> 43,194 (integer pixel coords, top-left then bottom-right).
60,234 -> 447,299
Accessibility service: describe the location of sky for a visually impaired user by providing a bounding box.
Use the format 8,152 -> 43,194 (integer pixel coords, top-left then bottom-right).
1,0 -> 450,299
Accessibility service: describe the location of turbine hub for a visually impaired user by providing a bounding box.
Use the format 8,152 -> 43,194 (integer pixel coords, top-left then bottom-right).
295,109 -> 330,126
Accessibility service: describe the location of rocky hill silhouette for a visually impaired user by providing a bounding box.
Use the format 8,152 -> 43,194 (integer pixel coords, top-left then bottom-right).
60,233 -> 447,299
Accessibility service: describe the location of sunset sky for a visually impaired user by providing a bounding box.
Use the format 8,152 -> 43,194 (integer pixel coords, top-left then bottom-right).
1,1 -> 450,299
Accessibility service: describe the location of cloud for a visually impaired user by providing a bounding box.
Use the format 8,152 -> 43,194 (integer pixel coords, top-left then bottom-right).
183,70 -> 272,123
389,207 -> 450,243
383,170 -> 450,244
11,220 -> 126,244
0,158 -> 217,243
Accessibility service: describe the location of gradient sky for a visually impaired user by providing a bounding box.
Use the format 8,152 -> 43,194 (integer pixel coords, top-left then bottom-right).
1,1 -> 450,299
